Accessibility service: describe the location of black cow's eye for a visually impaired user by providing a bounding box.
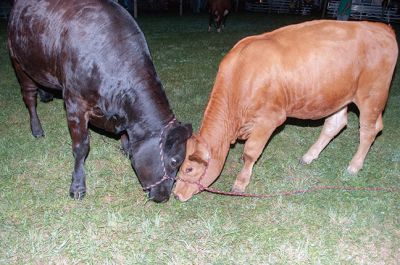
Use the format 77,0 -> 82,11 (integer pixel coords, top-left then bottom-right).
170,157 -> 178,168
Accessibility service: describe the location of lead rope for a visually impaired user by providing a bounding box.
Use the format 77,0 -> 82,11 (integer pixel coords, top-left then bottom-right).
178,174 -> 399,198
202,185 -> 399,198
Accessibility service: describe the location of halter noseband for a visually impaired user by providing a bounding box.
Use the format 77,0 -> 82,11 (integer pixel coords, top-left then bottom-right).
142,117 -> 176,191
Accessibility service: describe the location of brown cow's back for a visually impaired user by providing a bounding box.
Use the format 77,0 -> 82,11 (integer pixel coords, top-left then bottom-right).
219,20 -> 397,120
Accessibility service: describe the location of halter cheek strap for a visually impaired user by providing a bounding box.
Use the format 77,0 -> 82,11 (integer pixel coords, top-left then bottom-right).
142,117 -> 176,191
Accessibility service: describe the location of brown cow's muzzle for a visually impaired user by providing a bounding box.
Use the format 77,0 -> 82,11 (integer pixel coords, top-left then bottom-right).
173,179 -> 202,202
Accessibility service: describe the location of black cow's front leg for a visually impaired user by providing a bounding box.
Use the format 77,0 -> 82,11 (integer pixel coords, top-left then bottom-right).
65,99 -> 90,199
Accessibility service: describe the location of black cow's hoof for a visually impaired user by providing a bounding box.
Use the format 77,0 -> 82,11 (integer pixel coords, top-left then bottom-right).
32,129 -> 45,138
69,188 -> 86,200
119,146 -> 129,157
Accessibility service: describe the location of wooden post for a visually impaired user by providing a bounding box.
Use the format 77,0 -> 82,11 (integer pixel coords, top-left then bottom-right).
179,0 -> 183,16
321,0 -> 328,18
134,0 -> 137,18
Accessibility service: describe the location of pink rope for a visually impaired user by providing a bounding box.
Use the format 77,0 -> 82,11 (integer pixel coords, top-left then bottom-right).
142,117 -> 176,191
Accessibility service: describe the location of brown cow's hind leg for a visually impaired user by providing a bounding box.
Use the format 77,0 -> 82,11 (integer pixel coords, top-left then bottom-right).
301,107 -> 348,165
347,111 -> 383,174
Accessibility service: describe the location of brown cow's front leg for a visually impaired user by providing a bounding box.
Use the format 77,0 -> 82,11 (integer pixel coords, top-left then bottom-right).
65,99 -> 90,199
232,116 -> 284,192
13,62 -> 44,137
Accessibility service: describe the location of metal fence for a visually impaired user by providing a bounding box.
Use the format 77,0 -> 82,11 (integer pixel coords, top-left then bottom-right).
0,0 -> 12,20
245,0 -> 315,15
326,0 -> 400,23
244,0 -> 400,23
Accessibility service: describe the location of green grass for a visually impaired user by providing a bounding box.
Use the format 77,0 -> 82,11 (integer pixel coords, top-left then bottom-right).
1,12 -> 399,264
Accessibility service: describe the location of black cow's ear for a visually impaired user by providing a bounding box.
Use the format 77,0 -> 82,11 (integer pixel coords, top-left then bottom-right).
165,123 -> 192,150
127,123 -> 146,144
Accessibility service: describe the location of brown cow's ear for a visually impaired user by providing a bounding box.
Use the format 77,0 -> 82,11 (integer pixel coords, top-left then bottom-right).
188,151 -> 208,166
185,137 -> 197,156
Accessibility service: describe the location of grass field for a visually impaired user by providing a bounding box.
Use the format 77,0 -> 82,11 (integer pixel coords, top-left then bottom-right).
1,11 -> 399,264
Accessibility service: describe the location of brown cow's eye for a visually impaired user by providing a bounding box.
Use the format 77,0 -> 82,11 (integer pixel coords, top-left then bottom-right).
185,167 -> 193,174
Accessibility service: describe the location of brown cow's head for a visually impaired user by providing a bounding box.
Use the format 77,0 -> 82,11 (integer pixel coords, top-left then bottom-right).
173,134 -> 220,201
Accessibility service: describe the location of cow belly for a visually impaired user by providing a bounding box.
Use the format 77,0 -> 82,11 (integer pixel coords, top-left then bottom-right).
286,95 -> 353,120
281,74 -> 358,120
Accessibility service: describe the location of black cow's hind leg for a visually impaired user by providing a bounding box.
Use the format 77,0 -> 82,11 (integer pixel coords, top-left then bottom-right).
65,98 -> 90,199
13,62 -> 45,137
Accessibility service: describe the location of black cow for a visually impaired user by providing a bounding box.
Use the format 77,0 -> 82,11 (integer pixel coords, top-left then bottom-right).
8,0 -> 192,203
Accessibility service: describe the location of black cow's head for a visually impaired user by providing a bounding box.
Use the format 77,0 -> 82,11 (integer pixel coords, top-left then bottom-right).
128,121 -> 192,202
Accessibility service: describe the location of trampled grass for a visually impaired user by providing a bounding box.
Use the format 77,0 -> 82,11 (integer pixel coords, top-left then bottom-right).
1,12 -> 399,264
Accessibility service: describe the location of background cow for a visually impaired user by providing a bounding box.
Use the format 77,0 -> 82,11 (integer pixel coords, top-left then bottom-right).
8,0 -> 192,202
174,20 -> 398,202
207,0 -> 231,32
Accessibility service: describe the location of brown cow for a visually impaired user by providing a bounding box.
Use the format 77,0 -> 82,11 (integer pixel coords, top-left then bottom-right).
208,0 -> 231,32
173,20 -> 398,202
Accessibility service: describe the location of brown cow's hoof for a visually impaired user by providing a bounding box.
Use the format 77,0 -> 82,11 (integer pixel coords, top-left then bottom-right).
231,186 -> 245,193
346,166 -> 360,175
299,158 -> 309,165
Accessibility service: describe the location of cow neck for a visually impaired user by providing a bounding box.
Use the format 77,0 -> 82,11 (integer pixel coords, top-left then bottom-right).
198,90 -> 237,180
125,72 -> 174,136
